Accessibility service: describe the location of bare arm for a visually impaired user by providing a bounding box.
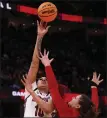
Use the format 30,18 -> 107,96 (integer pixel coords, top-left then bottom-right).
30,91 -> 54,114
27,21 -> 50,83
27,35 -> 43,83
21,74 -> 54,114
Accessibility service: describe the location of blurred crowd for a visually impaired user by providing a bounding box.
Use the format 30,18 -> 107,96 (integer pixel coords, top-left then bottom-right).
1,22 -> 106,94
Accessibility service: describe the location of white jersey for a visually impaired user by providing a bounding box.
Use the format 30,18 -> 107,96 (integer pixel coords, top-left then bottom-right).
24,81 -> 53,117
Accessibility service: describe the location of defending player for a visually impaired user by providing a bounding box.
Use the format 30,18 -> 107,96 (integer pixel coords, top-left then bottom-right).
39,50 -> 103,118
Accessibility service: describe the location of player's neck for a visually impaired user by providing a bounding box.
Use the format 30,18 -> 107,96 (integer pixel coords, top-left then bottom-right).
39,88 -> 49,94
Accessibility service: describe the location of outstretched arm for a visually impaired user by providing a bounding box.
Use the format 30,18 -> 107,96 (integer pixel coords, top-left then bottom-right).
38,50 -> 58,89
90,72 -> 103,110
39,50 -> 77,117
45,66 -> 73,117
91,87 -> 98,110
27,21 -> 50,83
27,34 -> 43,84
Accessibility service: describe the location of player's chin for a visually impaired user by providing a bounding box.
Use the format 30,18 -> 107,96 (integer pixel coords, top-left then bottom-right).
41,84 -> 48,87
40,84 -> 48,88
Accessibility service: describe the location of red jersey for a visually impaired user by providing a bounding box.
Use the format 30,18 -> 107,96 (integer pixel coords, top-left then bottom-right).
45,66 -> 99,118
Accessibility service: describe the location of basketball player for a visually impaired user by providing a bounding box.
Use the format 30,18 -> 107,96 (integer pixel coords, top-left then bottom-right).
38,50 -> 103,118
22,20 -> 55,117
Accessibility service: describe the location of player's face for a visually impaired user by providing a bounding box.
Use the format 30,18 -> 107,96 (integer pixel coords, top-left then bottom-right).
68,95 -> 81,109
37,77 -> 48,89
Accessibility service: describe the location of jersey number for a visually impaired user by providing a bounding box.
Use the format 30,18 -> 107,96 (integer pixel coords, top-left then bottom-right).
35,105 -> 44,117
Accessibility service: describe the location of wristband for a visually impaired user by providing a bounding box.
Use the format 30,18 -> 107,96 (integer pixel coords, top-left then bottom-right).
90,81 -> 98,87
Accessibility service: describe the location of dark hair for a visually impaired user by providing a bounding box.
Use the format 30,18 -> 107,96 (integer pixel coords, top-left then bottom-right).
36,69 -> 46,82
78,94 -> 99,118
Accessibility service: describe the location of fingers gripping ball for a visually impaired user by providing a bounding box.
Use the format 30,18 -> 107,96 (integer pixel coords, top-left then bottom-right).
38,2 -> 58,22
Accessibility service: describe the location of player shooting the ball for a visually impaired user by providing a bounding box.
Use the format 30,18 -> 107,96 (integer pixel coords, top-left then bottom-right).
21,20 -> 71,118
21,20 -> 56,117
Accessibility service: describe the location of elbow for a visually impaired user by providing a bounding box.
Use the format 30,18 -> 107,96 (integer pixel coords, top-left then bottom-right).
43,107 -> 53,114
45,111 -> 51,114
44,109 -> 52,114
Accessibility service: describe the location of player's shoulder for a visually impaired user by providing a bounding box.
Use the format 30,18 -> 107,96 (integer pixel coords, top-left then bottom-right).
25,81 -> 37,93
32,81 -> 37,89
24,81 -> 37,99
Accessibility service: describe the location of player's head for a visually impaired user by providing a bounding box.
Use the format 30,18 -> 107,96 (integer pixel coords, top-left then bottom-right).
36,77 -> 48,90
64,94 -> 99,118
36,69 -> 48,90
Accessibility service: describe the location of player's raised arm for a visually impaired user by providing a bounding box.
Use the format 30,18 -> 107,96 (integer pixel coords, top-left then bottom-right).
27,21 -> 50,83
39,50 -> 75,117
89,72 -> 103,110
38,49 -> 58,89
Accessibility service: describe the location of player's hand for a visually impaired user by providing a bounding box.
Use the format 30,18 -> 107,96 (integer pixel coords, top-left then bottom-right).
38,49 -> 54,67
88,72 -> 103,86
37,20 -> 51,37
92,72 -> 103,85
21,74 -> 33,93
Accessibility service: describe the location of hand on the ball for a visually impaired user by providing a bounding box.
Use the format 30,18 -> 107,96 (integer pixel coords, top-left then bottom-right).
38,49 -> 54,67
37,20 -> 50,37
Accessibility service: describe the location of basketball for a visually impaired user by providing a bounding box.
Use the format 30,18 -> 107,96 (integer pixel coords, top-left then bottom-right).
38,2 -> 58,22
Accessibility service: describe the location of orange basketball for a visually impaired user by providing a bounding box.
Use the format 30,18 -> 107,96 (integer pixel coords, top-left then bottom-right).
38,2 -> 57,22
